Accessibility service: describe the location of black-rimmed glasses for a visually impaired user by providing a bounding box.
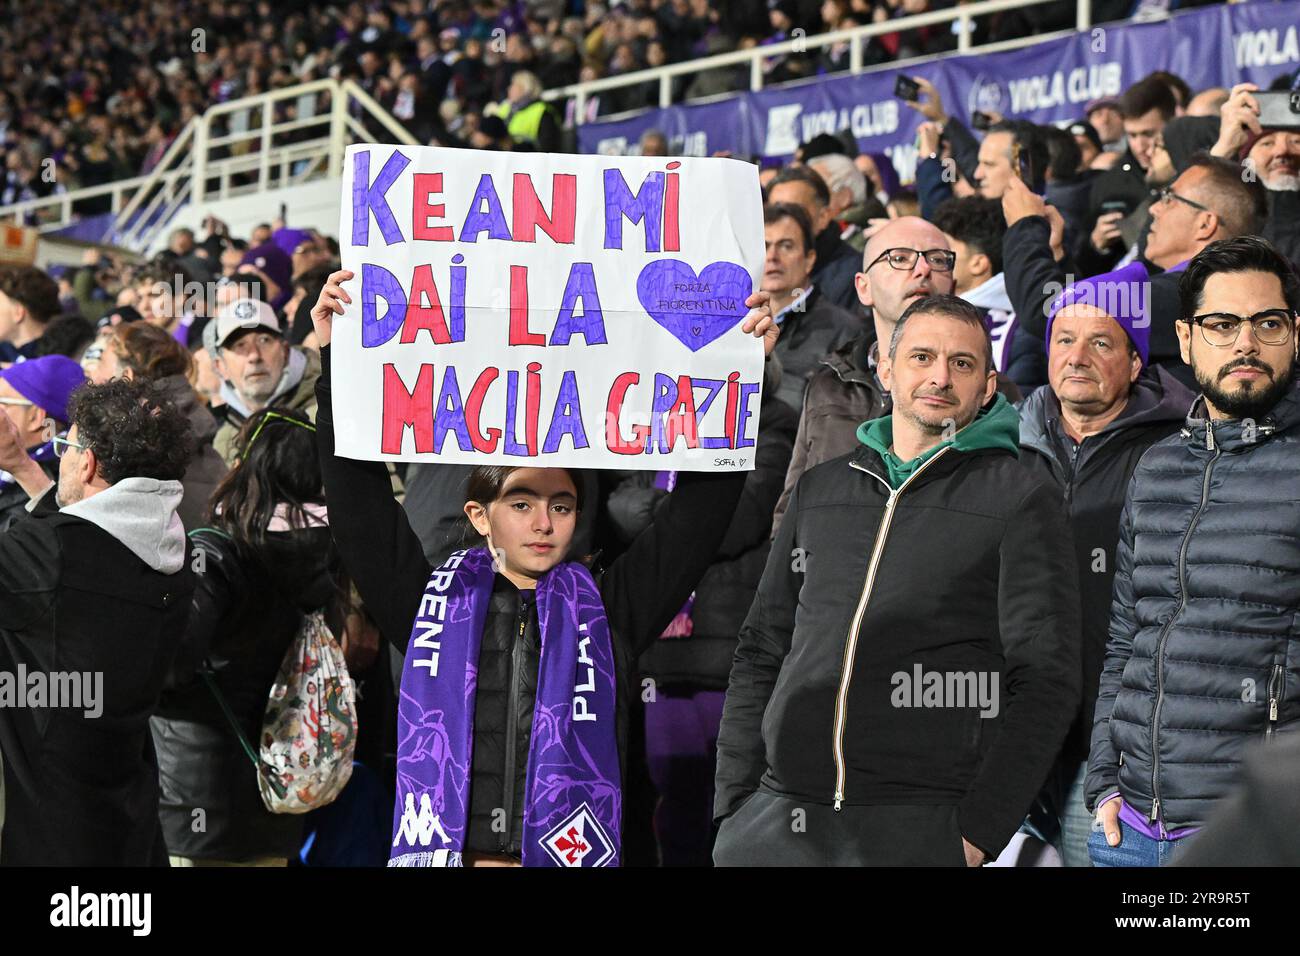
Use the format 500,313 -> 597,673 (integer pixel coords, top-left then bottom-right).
1185,308 -> 1296,347
866,248 -> 957,273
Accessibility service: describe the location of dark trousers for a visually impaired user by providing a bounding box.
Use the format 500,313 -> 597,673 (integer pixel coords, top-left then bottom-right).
713,789 -> 968,867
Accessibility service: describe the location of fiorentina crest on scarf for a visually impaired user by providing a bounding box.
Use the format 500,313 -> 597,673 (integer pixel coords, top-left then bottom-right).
539,802 -> 616,867
389,547 -> 623,867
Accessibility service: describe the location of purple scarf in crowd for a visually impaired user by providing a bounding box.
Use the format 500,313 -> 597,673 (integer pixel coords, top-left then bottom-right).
389,547 -> 622,867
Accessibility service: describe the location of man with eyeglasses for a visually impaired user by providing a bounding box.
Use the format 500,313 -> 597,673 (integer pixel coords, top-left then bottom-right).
0,355 -> 85,532
1086,236 -> 1300,867
1003,155 -> 1269,394
0,378 -> 195,864
773,218 -> 1019,530
209,297 -> 320,465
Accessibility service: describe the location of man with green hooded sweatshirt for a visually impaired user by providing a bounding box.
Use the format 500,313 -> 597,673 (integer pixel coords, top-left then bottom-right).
714,294 -> 1081,867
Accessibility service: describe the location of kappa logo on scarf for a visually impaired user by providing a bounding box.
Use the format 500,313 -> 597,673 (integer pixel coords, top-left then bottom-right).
393,792 -> 453,848
540,803 -> 615,867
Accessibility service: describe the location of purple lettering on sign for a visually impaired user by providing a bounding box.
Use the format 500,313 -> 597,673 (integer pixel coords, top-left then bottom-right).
460,174 -> 512,243
361,263 -> 407,348
352,150 -> 411,247
648,372 -> 678,454
602,169 -> 663,252
541,370 -> 589,454
736,382 -> 760,448
550,262 -> 607,346
433,366 -> 474,453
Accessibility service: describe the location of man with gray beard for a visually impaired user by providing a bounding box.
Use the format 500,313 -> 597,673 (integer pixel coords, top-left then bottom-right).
1211,82 -> 1300,267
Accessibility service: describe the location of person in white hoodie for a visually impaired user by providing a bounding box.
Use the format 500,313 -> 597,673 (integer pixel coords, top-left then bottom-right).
933,196 -> 1048,395
0,377 -> 195,865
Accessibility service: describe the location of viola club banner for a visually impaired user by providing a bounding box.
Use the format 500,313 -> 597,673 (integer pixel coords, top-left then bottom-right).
578,0 -> 1300,182
333,144 -> 765,471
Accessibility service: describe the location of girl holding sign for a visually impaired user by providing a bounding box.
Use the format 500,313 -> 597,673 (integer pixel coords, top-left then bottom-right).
310,270 -> 778,867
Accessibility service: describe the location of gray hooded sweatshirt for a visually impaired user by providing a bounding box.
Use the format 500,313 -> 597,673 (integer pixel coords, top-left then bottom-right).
60,477 -> 188,574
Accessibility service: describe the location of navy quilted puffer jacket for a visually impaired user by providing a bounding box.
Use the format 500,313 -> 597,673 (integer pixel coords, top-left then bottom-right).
1086,381 -> 1300,830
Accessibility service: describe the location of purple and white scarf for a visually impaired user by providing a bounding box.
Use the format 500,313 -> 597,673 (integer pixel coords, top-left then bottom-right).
389,547 -> 622,867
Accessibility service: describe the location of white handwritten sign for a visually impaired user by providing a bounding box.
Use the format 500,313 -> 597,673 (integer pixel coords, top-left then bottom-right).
331,144 -> 764,470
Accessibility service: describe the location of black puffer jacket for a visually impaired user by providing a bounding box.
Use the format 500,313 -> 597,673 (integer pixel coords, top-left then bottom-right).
1018,366 -> 1194,762
152,521 -> 338,861
314,346 -> 746,859
1264,187 -> 1300,271
1086,381 -> 1300,829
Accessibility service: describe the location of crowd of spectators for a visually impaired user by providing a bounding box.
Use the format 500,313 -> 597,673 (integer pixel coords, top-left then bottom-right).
4,13 -> 1300,866
3,0 -> 1205,216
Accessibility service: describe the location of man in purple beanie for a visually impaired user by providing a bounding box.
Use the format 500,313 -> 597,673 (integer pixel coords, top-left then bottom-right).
1011,260 -> 1195,866
237,243 -> 294,313
272,227 -> 332,280
0,354 -> 86,531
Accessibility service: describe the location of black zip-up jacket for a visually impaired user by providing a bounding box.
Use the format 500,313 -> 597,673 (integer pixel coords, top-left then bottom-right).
314,346 -> 746,858
1086,382 -> 1300,828
717,438 -> 1081,858
1018,367 -> 1194,763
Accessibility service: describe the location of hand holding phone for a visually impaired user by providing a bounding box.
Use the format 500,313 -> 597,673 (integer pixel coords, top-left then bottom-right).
894,74 -> 921,102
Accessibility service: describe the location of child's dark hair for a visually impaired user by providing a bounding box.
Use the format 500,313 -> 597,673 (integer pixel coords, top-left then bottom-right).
207,408 -> 323,555
462,465 -> 583,541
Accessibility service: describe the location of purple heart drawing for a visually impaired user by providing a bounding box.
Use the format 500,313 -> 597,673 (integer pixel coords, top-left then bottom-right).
636,259 -> 752,352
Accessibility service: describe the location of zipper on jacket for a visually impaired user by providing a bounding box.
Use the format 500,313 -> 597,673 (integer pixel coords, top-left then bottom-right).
1266,663 -> 1283,738
1149,429 -> 1220,835
833,447 -> 952,811
1063,436 -> 1081,507
499,595 -> 530,852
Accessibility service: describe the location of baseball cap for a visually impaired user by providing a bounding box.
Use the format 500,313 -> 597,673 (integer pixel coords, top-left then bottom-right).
212,297 -> 282,350
96,304 -> 143,329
